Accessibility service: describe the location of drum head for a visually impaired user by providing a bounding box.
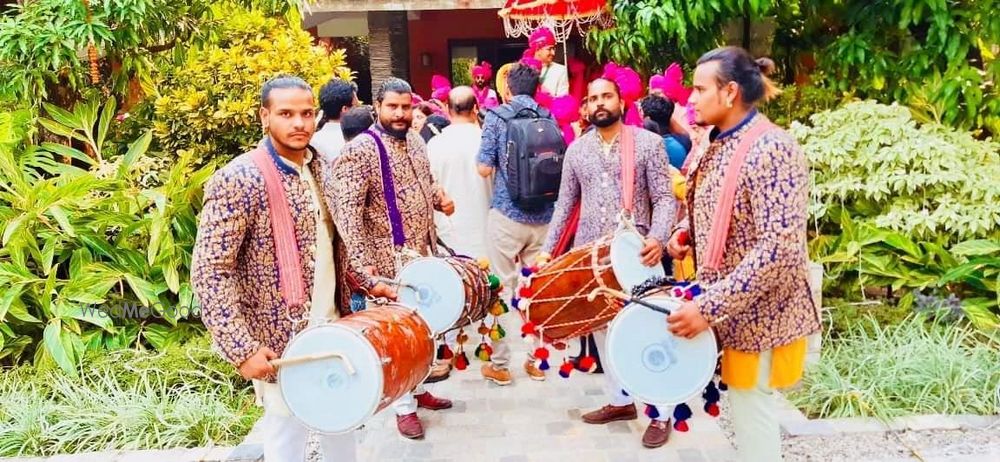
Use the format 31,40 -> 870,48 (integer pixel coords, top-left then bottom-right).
278,324 -> 382,434
610,230 -> 666,292
605,296 -> 717,406
397,258 -> 465,334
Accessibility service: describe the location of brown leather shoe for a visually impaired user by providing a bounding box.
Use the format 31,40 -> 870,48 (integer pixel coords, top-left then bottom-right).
523,359 -> 545,381
415,391 -> 453,410
423,362 -> 451,384
481,364 -> 513,385
581,404 -> 638,424
642,419 -> 672,448
396,413 -> 424,439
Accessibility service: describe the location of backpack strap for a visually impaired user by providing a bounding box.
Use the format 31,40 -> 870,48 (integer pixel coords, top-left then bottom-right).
250,140 -> 306,309
703,119 -> 777,271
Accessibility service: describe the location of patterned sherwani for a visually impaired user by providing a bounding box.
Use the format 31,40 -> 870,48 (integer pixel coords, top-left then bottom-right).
543,127 -> 676,252
682,110 -> 821,353
330,127 -> 440,289
191,142 -> 351,367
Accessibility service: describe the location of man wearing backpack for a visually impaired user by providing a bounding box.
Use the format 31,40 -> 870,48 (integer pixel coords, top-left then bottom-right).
477,63 -> 566,385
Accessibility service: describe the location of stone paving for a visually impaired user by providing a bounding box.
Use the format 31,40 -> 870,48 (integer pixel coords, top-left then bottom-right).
348,325 -> 738,462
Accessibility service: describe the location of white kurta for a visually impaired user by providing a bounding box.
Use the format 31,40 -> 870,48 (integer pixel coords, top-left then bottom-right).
540,62 -> 570,97
311,121 -> 346,160
426,122 -> 493,259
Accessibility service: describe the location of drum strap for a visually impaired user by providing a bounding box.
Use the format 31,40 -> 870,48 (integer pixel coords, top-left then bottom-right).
250,139 -> 306,309
363,129 -> 407,248
703,120 -> 776,271
619,125 -> 636,214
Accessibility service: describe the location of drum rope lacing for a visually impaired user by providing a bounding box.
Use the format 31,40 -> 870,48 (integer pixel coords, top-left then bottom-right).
522,235 -> 621,341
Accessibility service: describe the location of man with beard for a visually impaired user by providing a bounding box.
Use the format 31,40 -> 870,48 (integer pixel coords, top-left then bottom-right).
471,61 -> 499,109
330,77 -> 456,440
192,76 -> 357,461
542,78 -> 677,448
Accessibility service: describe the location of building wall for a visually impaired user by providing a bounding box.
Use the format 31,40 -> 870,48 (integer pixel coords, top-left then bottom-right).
406,9 -> 506,96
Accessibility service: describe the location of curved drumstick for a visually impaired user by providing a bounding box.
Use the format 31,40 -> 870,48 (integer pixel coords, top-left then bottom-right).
587,287 -> 673,315
374,276 -> 427,304
270,351 -> 357,375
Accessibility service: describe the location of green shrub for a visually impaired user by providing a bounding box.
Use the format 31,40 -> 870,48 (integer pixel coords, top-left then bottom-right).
0,97 -> 214,373
451,58 -> 475,88
0,335 -> 257,457
788,315 -> 1000,419
152,10 -> 353,165
793,101 -> 1000,243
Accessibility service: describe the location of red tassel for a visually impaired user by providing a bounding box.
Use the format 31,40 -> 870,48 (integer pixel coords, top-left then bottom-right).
579,356 -> 597,373
518,286 -> 533,298
521,322 -> 536,337
705,402 -> 720,417
533,347 -> 549,360
674,420 -> 689,432
455,351 -> 469,370
558,361 -> 573,378
437,343 -> 454,360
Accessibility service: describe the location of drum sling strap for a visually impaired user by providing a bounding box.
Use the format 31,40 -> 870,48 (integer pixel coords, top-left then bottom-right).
250,139 -> 306,309
701,120 -> 775,271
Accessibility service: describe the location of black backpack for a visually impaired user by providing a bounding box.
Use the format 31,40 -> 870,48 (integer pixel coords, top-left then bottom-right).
488,105 -> 566,209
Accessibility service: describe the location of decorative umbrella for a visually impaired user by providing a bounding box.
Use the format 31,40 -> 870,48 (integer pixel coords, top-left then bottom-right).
498,0 -> 614,44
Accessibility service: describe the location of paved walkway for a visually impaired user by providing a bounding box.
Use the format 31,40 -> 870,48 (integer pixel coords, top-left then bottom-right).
347,318 -> 737,462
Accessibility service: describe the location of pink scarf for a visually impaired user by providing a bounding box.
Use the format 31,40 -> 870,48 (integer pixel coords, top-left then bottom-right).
620,125 -> 636,213
250,147 -> 306,308
703,119 -> 776,271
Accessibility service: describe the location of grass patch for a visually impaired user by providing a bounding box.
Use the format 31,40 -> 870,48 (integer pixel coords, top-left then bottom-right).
788,314 -> 1000,420
0,335 -> 260,457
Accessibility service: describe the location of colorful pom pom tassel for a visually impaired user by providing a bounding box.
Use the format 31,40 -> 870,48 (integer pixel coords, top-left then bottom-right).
579,356 -> 597,373
511,297 -> 521,310
518,286 -> 533,298
533,347 -> 550,360
488,274 -> 501,290
538,358 -> 550,371
521,322 -> 536,337
455,351 -> 469,370
521,267 -> 533,277
705,402 -> 720,417
475,343 -> 492,361
437,343 -> 454,360
489,323 -> 506,341
558,360 -> 573,378
645,405 -> 660,419
673,403 -> 692,432
477,257 -> 490,270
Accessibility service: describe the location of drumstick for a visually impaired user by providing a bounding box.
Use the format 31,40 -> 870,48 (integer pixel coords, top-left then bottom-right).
373,276 -> 418,291
270,352 -> 356,375
586,287 -> 673,315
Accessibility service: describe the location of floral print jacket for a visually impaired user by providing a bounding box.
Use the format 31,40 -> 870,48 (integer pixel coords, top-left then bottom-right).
191,142 -> 352,367
680,111 -> 820,352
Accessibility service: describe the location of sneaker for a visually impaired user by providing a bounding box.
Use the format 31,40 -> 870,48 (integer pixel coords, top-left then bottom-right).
414,391 -> 453,410
423,362 -> 451,384
581,404 -> 638,424
481,364 -> 513,385
642,419 -> 672,448
396,413 -> 424,439
523,359 -> 545,381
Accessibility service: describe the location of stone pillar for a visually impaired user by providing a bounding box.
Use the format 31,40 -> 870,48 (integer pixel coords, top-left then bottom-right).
367,11 -> 410,101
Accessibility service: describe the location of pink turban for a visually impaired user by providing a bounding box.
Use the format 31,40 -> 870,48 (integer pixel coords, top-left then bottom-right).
472,61 -> 493,80
529,27 -> 556,50
430,74 -> 451,102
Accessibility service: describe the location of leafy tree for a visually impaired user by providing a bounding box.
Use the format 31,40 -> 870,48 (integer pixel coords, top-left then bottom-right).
586,0 -> 798,73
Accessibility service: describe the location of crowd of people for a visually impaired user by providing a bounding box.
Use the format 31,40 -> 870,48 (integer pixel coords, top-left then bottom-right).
191,24 -> 819,462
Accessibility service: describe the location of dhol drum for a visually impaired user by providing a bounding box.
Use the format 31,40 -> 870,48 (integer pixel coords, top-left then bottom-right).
275,303 -> 434,434
605,294 -> 718,406
609,229 -> 666,293
520,235 -> 621,343
396,256 -> 494,334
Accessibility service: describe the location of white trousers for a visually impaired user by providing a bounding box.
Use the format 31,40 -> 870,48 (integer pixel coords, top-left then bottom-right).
729,349 -> 782,462
591,330 -> 672,421
257,382 -> 357,462
391,384 -> 427,416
